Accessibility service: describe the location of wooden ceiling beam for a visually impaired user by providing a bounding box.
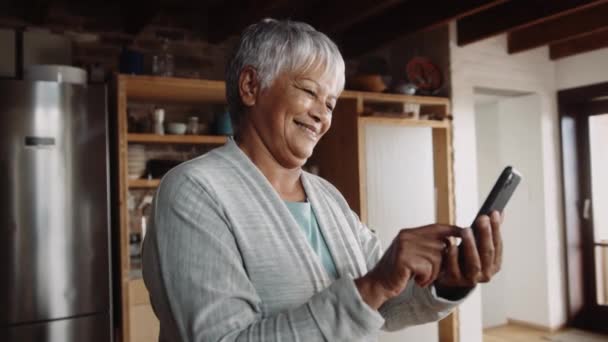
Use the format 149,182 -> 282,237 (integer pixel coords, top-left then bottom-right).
457,0 -> 607,46
121,0 -> 161,35
306,0 -> 402,35
508,2 -> 608,54
10,0 -> 51,25
207,0 -> 309,43
550,28 -> 608,59
339,0 -> 506,58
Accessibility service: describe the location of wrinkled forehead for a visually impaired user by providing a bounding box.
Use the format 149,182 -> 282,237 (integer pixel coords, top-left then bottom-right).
290,65 -> 344,97
283,43 -> 345,95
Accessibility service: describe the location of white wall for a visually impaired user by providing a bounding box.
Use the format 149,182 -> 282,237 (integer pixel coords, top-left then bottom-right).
499,95 -> 553,326
363,123 -> 438,342
475,94 -> 556,329
23,29 -> 72,68
474,101 -> 508,329
450,25 -> 567,340
0,28 -> 72,78
556,48 -> 608,90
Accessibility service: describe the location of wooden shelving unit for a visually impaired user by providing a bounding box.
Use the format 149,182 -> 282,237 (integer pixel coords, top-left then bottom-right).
113,74 -> 455,342
113,74 -> 228,342
314,88 -> 457,342
341,89 -> 449,105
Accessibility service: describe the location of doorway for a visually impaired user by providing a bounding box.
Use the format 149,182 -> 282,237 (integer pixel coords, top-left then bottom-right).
559,83 -> 608,333
473,87 -> 555,329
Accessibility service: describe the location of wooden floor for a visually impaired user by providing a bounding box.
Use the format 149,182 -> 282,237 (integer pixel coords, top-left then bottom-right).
484,324 -> 554,342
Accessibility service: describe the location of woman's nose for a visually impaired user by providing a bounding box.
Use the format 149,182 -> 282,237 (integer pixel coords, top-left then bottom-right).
309,101 -> 327,123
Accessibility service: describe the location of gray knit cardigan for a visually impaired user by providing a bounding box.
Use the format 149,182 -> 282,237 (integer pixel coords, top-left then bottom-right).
142,139 -> 461,342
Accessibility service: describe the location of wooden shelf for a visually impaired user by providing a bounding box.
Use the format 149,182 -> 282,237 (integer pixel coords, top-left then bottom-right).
119,74 -> 226,104
359,116 -> 450,129
118,74 -> 448,107
341,89 -> 450,106
127,133 -> 228,144
128,179 -> 160,188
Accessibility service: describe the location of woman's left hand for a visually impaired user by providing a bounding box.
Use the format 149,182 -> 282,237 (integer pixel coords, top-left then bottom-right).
434,211 -> 503,291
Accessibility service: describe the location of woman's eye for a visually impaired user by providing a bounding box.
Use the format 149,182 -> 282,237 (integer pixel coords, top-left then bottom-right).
326,104 -> 334,112
303,88 -> 316,97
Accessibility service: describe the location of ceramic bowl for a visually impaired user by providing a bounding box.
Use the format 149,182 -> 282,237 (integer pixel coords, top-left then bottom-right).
347,74 -> 387,93
166,122 -> 187,135
127,145 -> 146,179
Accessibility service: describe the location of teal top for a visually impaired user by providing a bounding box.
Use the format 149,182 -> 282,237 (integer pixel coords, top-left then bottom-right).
284,201 -> 338,279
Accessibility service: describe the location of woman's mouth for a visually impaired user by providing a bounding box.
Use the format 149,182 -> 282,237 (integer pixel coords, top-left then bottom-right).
294,119 -> 319,140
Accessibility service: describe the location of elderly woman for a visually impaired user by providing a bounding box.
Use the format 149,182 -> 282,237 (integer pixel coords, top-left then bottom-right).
142,19 -> 503,341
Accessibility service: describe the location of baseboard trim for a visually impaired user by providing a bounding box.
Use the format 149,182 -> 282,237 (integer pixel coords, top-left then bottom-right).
507,318 -> 566,333
483,322 -> 510,330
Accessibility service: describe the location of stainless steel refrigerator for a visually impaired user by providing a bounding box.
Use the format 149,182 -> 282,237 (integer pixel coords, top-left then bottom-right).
0,80 -> 112,341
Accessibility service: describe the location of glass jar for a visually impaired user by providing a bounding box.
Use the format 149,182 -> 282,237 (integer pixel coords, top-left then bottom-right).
152,38 -> 174,77
186,116 -> 200,135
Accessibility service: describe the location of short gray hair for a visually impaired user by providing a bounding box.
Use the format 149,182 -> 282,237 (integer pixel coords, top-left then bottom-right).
225,18 -> 345,134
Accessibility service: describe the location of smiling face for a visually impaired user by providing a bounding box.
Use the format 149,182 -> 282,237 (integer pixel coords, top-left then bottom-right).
240,66 -> 342,169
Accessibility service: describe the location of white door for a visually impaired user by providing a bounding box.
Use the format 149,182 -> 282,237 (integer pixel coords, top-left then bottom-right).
363,122 -> 438,342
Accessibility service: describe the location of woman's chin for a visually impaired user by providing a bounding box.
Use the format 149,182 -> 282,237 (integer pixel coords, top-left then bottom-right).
284,147 -> 314,168
288,140 -> 316,158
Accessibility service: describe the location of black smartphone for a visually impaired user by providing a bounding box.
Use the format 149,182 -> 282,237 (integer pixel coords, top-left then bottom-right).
459,166 -> 522,263
472,166 -> 522,228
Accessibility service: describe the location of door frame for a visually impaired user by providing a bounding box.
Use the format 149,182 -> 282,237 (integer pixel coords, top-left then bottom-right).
558,81 -> 608,333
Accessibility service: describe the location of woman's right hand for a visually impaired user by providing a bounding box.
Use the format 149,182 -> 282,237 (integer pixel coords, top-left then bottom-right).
355,224 -> 462,310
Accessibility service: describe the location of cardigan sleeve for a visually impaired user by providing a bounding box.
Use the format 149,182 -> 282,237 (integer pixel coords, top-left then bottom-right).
142,171 -> 385,342
351,210 -> 468,332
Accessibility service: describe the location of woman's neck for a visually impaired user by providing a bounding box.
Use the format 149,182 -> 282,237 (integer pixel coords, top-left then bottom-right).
236,125 -> 306,202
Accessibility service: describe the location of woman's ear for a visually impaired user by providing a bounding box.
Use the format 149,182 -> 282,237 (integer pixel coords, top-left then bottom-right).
238,66 -> 259,107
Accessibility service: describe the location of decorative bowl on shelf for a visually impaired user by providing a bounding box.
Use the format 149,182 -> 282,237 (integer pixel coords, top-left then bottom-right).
166,122 -> 187,135
406,56 -> 442,95
393,82 -> 418,95
347,74 -> 387,93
